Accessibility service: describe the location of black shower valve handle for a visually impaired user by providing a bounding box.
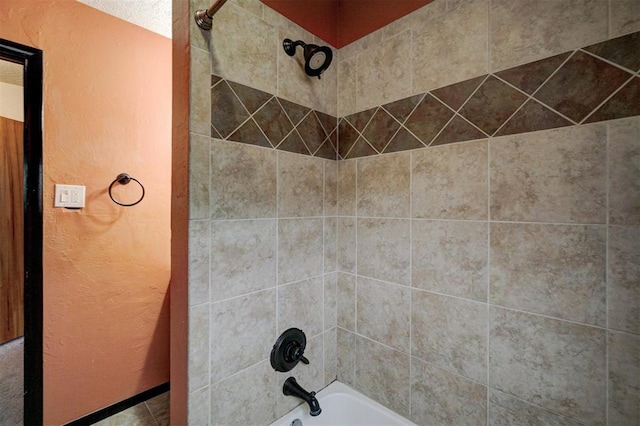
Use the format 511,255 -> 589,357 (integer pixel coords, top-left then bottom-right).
271,328 -> 310,372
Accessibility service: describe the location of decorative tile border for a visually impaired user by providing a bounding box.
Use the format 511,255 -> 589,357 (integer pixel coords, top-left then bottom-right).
210,77 -> 337,159
339,31 -> 640,159
210,31 -> 639,161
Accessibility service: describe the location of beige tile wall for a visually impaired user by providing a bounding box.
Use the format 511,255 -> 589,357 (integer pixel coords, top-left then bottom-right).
188,1 -> 338,424
187,140 -> 338,424
337,118 -> 639,425
333,1 -> 639,424
189,0 -> 639,425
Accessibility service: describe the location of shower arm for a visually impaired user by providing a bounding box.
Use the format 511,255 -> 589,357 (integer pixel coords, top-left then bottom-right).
194,0 -> 228,31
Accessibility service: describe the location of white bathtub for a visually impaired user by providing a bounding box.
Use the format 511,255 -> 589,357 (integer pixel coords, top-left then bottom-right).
269,381 -> 416,426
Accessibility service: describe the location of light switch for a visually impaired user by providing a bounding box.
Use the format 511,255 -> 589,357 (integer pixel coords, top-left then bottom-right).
54,184 -> 85,208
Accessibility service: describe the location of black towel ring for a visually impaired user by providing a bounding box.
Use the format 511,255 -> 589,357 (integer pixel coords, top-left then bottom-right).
108,173 -> 145,207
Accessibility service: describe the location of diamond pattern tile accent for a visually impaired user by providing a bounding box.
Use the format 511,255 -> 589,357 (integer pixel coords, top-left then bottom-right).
431,115 -> 486,147
585,77 -> 640,124
404,94 -> 454,145
459,75 -> 528,135
583,32 -> 640,72
495,99 -> 572,136
362,108 -> 401,152
338,119 -> 360,159
279,98 -> 311,126
211,81 -> 250,138
382,94 -> 424,124
495,53 -> 570,95
297,113 -> 328,155
346,137 -> 377,159
345,108 -> 377,132
534,51 -> 633,123
228,118 -> 271,148
277,130 -> 310,155
211,125 -> 222,139
327,129 -> 337,152
209,32 -> 639,160
315,111 -> 337,136
228,81 -> 273,114
384,127 -> 425,153
253,98 -> 293,147
431,75 -> 486,111
314,139 -> 337,160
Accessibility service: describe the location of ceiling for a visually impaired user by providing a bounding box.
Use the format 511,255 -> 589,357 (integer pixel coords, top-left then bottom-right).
260,0 -> 434,48
76,0 -> 172,38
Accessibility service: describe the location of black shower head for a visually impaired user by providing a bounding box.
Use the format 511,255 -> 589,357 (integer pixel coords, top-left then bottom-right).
283,39 -> 333,79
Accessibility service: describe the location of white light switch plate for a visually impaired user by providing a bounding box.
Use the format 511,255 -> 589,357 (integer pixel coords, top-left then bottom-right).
54,184 -> 86,208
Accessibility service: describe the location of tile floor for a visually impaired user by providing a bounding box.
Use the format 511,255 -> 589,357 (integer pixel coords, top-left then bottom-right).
92,392 -> 169,426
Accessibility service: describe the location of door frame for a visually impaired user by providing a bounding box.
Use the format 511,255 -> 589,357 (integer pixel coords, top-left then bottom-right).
0,37 -> 43,425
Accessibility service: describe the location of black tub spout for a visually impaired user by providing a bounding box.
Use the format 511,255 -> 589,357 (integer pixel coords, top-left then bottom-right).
283,377 -> 322,416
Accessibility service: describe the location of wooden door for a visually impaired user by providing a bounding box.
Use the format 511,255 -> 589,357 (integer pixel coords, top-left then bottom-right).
0,116 -> 23,344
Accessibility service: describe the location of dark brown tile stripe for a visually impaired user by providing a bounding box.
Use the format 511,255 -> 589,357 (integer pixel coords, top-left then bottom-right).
209,31 -> 638,160
315,139 -> 338,160
279,98 -> 311,126
459,75 -> 528,135
315,111 -> 338,136
211,125 -> 222,140
362,108 -> 401,152
585,77 -> 640,124
228,118 -> 271,148
327,128 -> 337,151
346,108 -> 377,132
228,81 -> 272,113
277,130 -> 309,155
495,99 -> 572,136
253,98 -> 293,146
338,119 -> 359,159
404,94 -> 454,145
534,51 -> 632,123
340,31 -> 638,159
494,53 -> 570,95
346,137 -> 377,159
385,127 -> 425,153
210,76 -> 336,159
297,113 -> 328,154
382,94 -> 424,123
431,75 -> 486,110
211,81 -> 249,138
431,115 -> 486,147
583,32 -> 640,72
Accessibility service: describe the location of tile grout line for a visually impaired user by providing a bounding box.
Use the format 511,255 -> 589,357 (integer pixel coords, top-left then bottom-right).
353,157 -> 359,389
408,149 -> 413,419
275,152 -> 280,346
579,47 -> 639,75
605,121 -> 610,426
322,161 -> 326,387
580,73 -> 636,125
144,401 -> 161,426
207,139 -> 213,411
490,54 -> 578,136
486,108 -> 492,421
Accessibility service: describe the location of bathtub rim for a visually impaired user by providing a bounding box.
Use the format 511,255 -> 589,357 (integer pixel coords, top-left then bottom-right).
270,379 -> 417,426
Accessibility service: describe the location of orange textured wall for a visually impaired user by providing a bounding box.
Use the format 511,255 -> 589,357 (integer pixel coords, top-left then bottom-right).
0,1 -> 171,424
